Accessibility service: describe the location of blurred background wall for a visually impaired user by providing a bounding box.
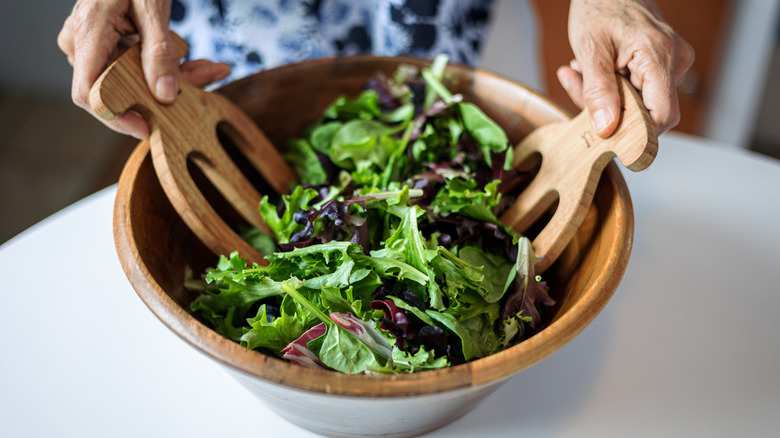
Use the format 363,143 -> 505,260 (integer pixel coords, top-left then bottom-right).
0,1 -> 136,244
1,0 -> 779,244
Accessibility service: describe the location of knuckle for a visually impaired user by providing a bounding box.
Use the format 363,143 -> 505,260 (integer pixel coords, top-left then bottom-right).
71,85 -> 88,108
578,29 -> 611,57
658,102 -> 681,133
581,84 -> 612,108
669,103 -> 682,126
677,38 -> 696,69
663,112 -> 681,133
56,29 -> 69,52
69,4 -> 101,41
144,38 -> 177,63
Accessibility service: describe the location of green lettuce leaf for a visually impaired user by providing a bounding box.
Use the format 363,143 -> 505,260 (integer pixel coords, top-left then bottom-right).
323,89 -> 381,121
258,185 -> 319,244
240,292 -> 317,354
431,178 -> 502,224
190,252 -> 287,341
390,346 -> 450,372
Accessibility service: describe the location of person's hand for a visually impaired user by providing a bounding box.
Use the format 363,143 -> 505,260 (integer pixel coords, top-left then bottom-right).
557,0 -> 695,137
58,0 -> 231,139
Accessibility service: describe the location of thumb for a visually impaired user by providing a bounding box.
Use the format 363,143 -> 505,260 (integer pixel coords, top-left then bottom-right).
578,52 -> 621,138
132,0 -> 178,104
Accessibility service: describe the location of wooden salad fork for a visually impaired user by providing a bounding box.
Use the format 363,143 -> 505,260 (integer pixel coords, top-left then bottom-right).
500,75 -> 658,273
90,33 -> 296,266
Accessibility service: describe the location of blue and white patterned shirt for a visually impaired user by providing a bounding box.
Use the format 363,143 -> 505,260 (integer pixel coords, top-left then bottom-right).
170,0 -> 496,82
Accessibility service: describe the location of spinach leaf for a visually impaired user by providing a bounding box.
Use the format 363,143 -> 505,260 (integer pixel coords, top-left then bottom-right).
284,138 -> 327,185
329,119 -> 396,170
239,226 -> 277,255
310,121 -> 342,153
458,102 -> 509,167
317,324 -> 385,374
457,246 -> 515,303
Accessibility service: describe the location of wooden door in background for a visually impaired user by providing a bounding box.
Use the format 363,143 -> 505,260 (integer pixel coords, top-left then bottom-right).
532,0 -> 733,135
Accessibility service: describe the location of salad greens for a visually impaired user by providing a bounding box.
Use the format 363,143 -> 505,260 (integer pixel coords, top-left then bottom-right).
188,55 -> 555,374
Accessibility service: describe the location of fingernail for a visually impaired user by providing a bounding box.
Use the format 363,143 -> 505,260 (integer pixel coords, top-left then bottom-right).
593,108 -> 613,135
156,75 -> 177,102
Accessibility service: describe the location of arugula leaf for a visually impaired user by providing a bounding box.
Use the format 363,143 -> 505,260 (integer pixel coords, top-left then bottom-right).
380,103 -> 415,123
302,258 -> 355,289
352,254 -> 429,285
378,203 -> 445,310
386,296 -> 436,326
423,53 -> 451,110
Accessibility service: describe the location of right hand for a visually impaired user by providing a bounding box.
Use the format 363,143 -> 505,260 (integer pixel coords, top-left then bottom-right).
57,0 -> 231,139
557,0 -> 694,138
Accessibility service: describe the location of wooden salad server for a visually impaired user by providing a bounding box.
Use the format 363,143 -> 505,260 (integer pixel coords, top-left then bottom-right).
90,33 -> 296,266
500,75 -> 658,273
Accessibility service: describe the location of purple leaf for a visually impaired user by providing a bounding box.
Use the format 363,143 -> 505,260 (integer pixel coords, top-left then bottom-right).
329,312 -> 392,358
280,323 -> 329,369
370,299 -> 409,334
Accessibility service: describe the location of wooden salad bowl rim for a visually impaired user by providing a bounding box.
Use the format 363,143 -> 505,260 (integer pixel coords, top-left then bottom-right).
113,55 -> 634,397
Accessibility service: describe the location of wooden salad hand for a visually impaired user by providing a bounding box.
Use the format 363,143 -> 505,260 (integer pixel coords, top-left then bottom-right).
90,32 -> 295,265
500,75 -> 658,273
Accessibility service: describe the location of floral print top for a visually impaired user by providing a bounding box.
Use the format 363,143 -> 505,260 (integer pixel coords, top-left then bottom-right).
170,0 -> 496,82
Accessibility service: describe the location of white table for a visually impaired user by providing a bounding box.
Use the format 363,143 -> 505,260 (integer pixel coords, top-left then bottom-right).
2,132 -> 779,437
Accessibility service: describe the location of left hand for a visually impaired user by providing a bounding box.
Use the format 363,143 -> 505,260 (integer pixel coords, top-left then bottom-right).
558,0 -> 695,137
57,0 -> 231,139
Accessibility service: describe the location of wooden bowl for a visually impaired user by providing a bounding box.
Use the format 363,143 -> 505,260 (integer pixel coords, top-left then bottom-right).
114,56 -> 634,437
